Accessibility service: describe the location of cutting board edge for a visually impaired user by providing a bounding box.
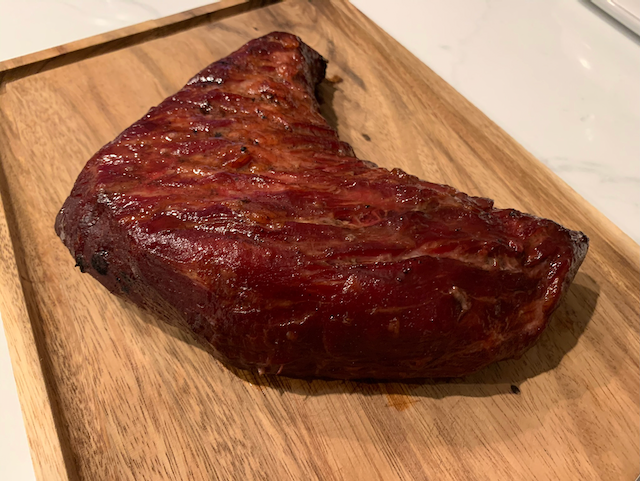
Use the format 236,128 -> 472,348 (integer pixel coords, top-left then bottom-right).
0,0 -> 281,81
0,170 -> 71,480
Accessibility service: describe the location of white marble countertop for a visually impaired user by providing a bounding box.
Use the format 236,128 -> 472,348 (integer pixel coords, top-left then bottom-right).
0,0 -> 219,62
0,0 -> 638,478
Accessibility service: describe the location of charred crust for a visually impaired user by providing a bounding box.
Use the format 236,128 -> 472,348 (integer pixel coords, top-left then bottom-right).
116,271 -> 133,294
91,251 -> 109,276
115,275 -> 130,294
75,255 -> 86,273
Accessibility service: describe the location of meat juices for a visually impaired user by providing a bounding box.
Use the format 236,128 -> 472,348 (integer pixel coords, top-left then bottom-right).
55,32 -> 588,379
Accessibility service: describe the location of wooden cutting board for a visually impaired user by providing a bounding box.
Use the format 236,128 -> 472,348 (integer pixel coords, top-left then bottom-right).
0,0 -> 638,479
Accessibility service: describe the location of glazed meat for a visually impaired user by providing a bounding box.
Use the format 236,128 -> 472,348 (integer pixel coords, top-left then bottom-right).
55,32 -> 588,379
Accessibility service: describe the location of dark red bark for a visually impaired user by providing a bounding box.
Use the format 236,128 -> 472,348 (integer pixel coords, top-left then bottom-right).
55,32 -> 588,379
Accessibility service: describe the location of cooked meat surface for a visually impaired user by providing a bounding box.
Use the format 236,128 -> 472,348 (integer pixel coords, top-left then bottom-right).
55,32 -> 588,379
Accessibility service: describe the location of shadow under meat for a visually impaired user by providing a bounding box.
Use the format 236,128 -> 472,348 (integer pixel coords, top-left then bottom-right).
225,272 -> 600,400
316,78 -> 339,132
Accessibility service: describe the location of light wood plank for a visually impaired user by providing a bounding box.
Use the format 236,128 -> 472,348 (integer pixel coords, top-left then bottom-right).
0,173 -> 71,479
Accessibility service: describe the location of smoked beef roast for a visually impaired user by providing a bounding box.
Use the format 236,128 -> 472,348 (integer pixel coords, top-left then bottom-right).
55,32 -> 588,379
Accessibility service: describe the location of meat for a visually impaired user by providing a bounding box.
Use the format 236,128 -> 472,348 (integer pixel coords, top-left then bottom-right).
55,32 -> 588,380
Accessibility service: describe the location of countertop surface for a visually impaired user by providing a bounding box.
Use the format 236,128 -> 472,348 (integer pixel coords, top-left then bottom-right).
0,0 -> 638,479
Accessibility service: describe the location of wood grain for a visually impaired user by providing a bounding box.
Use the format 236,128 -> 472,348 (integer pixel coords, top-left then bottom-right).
0,166 -> 70,478
0,0 -> 637,479
0,0 -> 279,81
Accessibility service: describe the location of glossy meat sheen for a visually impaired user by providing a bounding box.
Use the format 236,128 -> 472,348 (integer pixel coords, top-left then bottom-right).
56,32 -> 589,379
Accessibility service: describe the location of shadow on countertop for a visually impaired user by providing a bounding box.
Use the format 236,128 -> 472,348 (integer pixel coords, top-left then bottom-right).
577,0 -> 640,45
